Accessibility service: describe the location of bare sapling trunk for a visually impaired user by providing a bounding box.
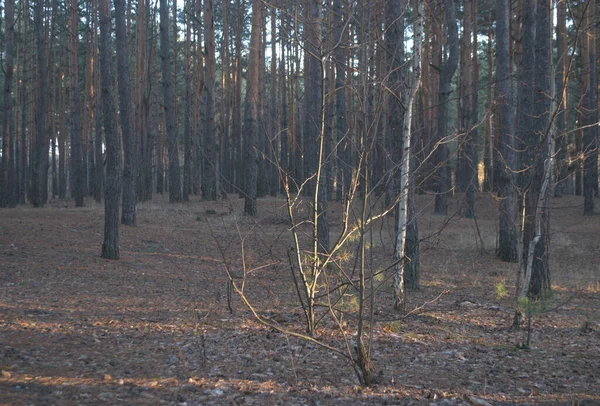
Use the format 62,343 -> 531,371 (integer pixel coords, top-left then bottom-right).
393,0 -> 424,311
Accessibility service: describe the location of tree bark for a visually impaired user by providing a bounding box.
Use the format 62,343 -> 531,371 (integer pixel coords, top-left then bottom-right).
183,1 -> 192,201
69,0 -> 85,207
394,0 -> 423,310
519,0 -> 552,299
496,0 -> 518,263
1,0 -> 15,207
99,0 -> 122,259
304,0 -> 329,252
202,0 -> 218,200
554,0 -> 568,197
160,0 -> 182,202
583,0 -> 597,215
114,0 -> 137,224
31,0 -> 49,208
269,1 -> 279,196
243,0 -> 262,216
433,0 -> 459,215
333,0 -> 348,202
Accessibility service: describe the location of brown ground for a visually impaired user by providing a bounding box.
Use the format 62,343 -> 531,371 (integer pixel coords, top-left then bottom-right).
1,193 -> 599,405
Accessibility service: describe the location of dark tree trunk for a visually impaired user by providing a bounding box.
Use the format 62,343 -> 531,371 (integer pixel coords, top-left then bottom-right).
94,50 -> 104,204
233,0 -> 243,196
31,0 -> 48,208
18,0 -> 30,205
434,0 -> 459,215
583,0 -> 597,215
517,0 -> 538,279
243,0 -> 262,216
404,148 -> 420,290
304,0 -> 329,252
553,0 -> 568,197
58,21 -> 67,200
220,0 -> 232,194
257,15 -> 267,199
333,0 -> 347,202
529,0 -> 551,297
70,0 -> 85,207
466,0 -> 479,218
458,0 -> 477,219
160,0 -> 181,202
115,0 -> 136,224
521,0 -> 552,298
183,3 -> 192,201
496,0 -> 518,263
279,0 -> 289,180
269,1 -> 278,196
99,0 -> 122,259
202,0 -> 218,200
1,0 -> 15,207
483,18 -> 494,193
386,0 -> 405,206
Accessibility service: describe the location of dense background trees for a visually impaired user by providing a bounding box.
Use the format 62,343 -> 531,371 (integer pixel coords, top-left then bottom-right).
0,0 -> 598,297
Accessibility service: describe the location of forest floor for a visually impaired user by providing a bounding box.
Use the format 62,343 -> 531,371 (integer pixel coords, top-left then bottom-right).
1,192 -> 599,405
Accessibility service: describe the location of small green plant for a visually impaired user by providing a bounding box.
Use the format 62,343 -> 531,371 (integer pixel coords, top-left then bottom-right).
338,293 -> 360,314
515,296 -> 550,349
373,269 -> 385,284
495,280 -> 508,299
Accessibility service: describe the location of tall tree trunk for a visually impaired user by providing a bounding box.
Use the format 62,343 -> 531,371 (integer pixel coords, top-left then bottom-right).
257,11 -> 267,199
16,0 -> 29,204
553,0 -> 568,197
433,0 -> 459,215
70,0 -> 85,207
115,0 -> 137,224
497,0 -> 518,262
233,0 -> 243,196
94,39 -> 104,203
269,1 -> 278,196
202,0 -> 218,200
332,0 -> 347,202
483,14 -> 494,192
92,0 -> 103,203
386,0 -> 405,207
243,0 -> 262,215
519,0 -> 552,299
516,0 -> 538,297
304,0 -> 329,252
99,0 -> 122,259
1,0 -> 15,207
394,0 -> 423,310
31,0 -> 48,208
160,0 -> 181,202
58,12 -> 67,200
192,0 -> 203,196
279,0 -> 289,182
457,0 -> 477,218
83,3 -> 94,199
183,1 -> 192,201
466,0 -> 479,216
221,0 -> 232,194
583,0 -> 597,215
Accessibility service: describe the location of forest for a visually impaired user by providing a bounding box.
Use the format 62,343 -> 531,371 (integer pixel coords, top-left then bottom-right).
0,0 -> 599,404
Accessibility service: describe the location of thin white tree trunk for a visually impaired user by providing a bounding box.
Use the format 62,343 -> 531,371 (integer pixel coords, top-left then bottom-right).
394,0 -> 424,310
